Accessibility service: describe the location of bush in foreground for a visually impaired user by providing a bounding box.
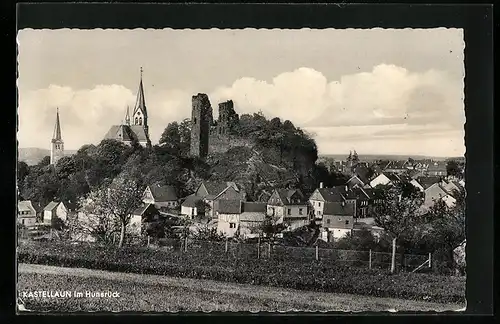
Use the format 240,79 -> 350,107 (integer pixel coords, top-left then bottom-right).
17,241 -> 465,304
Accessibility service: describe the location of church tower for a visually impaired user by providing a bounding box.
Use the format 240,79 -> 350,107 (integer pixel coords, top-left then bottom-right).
132,67 -> 149,139
50,108 -> 64,165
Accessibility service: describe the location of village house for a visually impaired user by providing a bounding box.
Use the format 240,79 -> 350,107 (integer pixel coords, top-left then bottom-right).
216,200 -> 242,237
309,183 -> 347,220
383,160 -> 410,174
426,161 -> 447,177
180,194 -> 203,218
195,181 -> 246,218
417,176 -> 444,190
130,203 -> 161,235
345,174 -> 370,190
215,201 -> 267,238
43,201 -> 68,224
343,187 -> 372,218
267,189 -> 309,231
369,172 -> 402,188
321,202 -> 355,242
18,200 -> 37,227
239,202 -> 267,238
142,184 -> 179,209
423,183 -> 457,208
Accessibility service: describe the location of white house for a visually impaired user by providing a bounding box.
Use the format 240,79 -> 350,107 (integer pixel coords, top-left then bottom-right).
369,173 -> 400,188
309,184 -> 346,220
321,202 -> 355,242
267,189 -> 309,230
216,200 -> 242,237
43,201 -> 68,224
180,194 -> 203,218
18,200 -> 37,227
142,184 -> 179,209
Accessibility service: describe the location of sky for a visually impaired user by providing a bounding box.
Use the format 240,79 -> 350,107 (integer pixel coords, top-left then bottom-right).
17,28 -> 465,157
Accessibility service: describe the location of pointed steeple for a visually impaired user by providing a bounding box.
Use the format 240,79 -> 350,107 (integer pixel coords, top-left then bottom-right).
125,105 -> 130,125
52,108 -> 62,142
133,67 -> 147,118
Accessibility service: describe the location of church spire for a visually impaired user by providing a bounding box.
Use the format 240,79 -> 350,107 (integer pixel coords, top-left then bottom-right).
133,67 -> 147,118
52,107 -> 62,142
125,105 -> 130,125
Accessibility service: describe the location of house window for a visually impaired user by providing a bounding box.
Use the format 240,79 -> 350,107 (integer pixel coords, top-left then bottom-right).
318,202 -> 321,207
21,219 -> 25,225
287,209 -> 291,215
299,208 -> 303,215
229,223 -> 236,229
194,117 -> 197,124
135,117 -> 138,124
345,220 -> 349,225
326,219 -> 330,225
139,117 -> 143,125
317,211 -> 321,215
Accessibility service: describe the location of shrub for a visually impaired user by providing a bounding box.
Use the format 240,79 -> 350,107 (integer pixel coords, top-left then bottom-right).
18,241 -> 465,304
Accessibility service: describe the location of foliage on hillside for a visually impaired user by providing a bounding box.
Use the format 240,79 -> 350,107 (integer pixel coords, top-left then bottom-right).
18,112 -> 345,208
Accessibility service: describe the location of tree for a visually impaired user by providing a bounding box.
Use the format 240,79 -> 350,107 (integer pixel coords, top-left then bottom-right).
260,214 -> 287,241
38,156 -> 51,167
17,161 -> 29,186
373,183 -> 426,272
426,189 -> 466,270
78,178 -> 144,247
446,160 -> 462,178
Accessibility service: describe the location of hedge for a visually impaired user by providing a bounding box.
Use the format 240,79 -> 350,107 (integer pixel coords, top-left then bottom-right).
17,241 -> 465,304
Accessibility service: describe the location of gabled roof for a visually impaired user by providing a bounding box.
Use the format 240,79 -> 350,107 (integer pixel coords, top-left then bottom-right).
104,125 -> 149,143
417,176 -> 442,189
147,184 -> 178,201
323,202 -> 355,216
384,172 -> 401,183
240,212 -> 266,222
218,200 -> 242,214
44,201 -> 60,212
317,187 -> 347,203
384,160 -> 408,170
201,181 -> 238,198
352,165 -> 371,183
344,187 -> 370,200
276,189 -> 306,205
132,203 -> 154,216
181,194 -> 202,208
241,202 -> 267,213
18,200 -> 36,213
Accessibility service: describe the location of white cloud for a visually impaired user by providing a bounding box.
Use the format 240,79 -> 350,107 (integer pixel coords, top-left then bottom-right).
17,64 -> 465,156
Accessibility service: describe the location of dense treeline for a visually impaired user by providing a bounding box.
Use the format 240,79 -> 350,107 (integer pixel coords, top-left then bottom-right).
17,112 -> 345,209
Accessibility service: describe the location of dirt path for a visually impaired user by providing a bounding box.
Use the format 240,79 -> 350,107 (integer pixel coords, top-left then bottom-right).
18,263 -> 465,313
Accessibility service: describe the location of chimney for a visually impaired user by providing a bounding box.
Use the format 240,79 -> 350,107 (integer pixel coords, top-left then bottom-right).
319,182 -> 324,189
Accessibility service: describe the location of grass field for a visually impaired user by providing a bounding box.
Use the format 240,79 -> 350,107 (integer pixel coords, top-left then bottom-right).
17,264 -> 465,313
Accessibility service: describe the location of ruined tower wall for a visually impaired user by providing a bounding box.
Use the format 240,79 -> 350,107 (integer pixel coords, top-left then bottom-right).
189,94 -> 212,159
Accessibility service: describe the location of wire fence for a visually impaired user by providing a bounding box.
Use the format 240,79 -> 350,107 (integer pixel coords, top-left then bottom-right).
145,237 -> 431,272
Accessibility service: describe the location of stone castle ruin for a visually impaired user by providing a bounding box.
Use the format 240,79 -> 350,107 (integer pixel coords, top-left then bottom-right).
189,93 -> 251,159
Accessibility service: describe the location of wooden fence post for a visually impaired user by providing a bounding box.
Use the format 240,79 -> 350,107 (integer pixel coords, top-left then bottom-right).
315,245 -> 319,261
369,249 -> 372,269
257,236 -> 261,259
147,235 -> 150,247
268,242 -> 271,258
428,252 -> 432,268
225,238 -> 228,253
184,236 -> 188,252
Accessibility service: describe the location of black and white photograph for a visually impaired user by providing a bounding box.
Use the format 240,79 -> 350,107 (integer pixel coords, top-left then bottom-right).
16,26 -> 467,313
